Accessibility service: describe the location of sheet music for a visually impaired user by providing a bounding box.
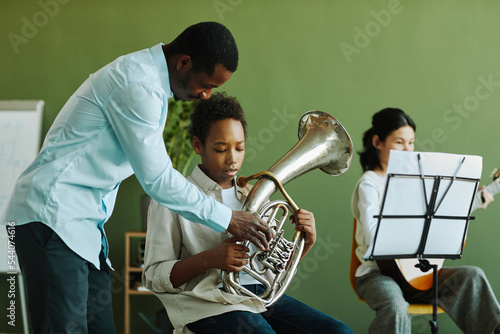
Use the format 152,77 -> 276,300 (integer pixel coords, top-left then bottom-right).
364,150 -> 482,260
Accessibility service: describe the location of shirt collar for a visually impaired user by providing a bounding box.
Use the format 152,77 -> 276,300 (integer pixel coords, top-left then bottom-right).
190,165 -> 251,198
150,43 -> 173,98
191,165 -> 220,192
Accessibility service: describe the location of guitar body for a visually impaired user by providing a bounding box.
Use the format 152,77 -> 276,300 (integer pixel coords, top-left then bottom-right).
377,259 -> 443,293
380,172 -> 500,292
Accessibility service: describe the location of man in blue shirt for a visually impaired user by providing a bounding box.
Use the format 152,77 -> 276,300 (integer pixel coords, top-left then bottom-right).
2,22 -> 272,333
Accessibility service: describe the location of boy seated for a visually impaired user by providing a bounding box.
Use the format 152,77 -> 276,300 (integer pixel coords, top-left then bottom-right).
142,92 -> 352,333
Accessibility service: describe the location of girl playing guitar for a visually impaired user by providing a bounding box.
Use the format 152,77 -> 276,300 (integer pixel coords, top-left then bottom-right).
351,108 -> 500,333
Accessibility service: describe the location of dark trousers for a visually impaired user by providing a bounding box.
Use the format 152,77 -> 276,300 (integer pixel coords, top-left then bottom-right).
187,284 -> 353,334
13,222 -> 116,334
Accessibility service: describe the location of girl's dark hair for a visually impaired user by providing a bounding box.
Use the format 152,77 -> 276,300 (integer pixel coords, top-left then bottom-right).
359,108 -> 416,172
189,92 -> 247,145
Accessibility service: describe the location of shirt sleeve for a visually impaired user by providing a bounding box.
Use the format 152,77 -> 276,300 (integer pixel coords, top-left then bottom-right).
357,179 -> 382,246
142,199 -> 186,293
102,83 -> 231,232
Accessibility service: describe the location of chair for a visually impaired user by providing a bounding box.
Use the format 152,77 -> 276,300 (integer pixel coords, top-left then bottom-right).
349,218 -> 445,316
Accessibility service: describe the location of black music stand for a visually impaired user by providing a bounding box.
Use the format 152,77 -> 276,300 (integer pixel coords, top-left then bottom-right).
365,151 -> 482,334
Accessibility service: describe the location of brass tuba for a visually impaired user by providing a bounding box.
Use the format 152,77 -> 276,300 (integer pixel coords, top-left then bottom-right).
221,110 -> 353,306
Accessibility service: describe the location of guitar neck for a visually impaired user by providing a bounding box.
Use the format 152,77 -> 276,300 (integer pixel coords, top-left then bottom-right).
472,178 -> 500,212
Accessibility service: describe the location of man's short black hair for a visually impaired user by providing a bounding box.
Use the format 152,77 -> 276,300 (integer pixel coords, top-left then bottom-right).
169,22 -> 238,75
189,92 -> 247,145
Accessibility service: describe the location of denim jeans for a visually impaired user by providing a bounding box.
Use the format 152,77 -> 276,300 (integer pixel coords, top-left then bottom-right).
186,284 -> 352,334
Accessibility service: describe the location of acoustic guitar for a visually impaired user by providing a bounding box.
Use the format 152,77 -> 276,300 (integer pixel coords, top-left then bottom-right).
378,169 -> 500,292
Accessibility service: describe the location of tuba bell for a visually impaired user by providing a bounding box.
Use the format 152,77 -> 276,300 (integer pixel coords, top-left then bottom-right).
221,110 -> 353,306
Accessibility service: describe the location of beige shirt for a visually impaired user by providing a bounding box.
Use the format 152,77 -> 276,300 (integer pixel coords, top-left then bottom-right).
142,165 -> 266,333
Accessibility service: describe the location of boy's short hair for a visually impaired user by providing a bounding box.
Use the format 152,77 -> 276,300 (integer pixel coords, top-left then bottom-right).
189,92 -> 247,145
168,22 -> 238,75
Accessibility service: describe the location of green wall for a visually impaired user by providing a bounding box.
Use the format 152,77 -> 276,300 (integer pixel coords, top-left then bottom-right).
2,1 -> 500,333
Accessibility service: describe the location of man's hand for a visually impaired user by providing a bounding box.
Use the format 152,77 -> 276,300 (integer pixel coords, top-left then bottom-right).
227,211 -> 273,250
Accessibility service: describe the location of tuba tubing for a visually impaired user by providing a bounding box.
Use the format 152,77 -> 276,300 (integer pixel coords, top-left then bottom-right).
222,110 -> 353,306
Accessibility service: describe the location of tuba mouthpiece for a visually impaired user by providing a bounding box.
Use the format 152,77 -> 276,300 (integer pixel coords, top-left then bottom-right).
237,176 -> 249,188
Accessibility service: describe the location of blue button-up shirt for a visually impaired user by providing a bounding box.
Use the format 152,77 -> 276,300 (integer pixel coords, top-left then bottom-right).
1,44 -> 231,269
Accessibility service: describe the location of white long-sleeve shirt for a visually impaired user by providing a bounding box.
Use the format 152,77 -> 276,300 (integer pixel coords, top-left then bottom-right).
351,170 -> 387,277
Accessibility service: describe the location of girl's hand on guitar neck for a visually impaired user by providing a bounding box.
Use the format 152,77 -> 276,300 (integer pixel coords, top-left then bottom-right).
477,186 -> 494,209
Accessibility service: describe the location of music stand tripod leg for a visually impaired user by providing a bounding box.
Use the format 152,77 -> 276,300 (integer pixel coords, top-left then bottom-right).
416,260 -> 439,334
